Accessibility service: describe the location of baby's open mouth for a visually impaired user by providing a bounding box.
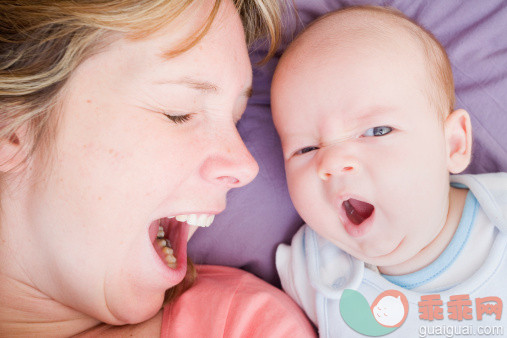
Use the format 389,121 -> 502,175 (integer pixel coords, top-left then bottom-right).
151,214 -> 215,269
342,198 -> 374,225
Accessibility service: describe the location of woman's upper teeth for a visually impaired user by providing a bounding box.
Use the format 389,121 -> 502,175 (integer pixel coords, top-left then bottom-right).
173,214 -> 215,227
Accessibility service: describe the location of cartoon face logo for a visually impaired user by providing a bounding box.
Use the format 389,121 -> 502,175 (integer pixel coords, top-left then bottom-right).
371,290 -> 409,327
340,289 -> 409,336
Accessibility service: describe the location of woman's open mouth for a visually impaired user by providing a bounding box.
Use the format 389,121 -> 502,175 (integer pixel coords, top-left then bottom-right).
150,214 -> 215,269
341,198 -> 375,237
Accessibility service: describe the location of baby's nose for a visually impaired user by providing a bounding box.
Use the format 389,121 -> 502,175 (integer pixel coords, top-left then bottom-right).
317,147 -> 359,180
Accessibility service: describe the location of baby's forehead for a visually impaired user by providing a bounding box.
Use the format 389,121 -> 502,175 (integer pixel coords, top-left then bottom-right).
283,9 -> 424,69
273,9 -> 433,108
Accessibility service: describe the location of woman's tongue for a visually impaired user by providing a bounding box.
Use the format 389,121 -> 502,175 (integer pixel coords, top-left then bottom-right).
343,198 -> 374,225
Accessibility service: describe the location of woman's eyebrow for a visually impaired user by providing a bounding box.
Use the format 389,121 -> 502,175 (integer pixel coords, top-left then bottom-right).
154,77 -> 252,98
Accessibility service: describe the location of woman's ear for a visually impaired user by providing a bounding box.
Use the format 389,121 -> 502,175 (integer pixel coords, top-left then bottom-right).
444,109 -> 472,174
0,125 -> 29,173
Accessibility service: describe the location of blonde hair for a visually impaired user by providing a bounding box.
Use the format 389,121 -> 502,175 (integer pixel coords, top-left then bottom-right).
288,5 -> 454,120
0,0 -> 283,169
0,0 -> 283,303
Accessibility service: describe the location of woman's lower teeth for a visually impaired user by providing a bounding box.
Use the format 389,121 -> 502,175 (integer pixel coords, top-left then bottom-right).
157,226 -> 177,268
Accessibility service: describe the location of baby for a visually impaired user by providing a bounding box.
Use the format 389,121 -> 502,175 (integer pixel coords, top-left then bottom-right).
272,6 -> 507,337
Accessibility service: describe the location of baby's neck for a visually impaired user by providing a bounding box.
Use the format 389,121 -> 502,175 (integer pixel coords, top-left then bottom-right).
379,187 -> 469,276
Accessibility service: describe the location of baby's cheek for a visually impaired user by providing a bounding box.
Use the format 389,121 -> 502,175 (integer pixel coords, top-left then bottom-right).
287,168 -> 312,201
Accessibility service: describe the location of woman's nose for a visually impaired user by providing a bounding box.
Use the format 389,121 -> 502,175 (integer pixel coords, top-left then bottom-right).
317,147 -> 359,181
200,126 -> 259,188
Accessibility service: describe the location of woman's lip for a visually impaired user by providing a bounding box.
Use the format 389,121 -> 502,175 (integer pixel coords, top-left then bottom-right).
147,210 -> 222,242
166,209 -> 224,217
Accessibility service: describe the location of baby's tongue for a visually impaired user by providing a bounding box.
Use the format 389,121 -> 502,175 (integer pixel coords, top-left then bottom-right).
343,198 -> 374,225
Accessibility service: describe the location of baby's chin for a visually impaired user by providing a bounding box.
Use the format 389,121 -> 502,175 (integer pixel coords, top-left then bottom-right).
368,248 -> 429,276
345,238 -> 409,268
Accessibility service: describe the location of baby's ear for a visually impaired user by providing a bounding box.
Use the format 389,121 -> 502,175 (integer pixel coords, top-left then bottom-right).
0,124 -> 29,173
444,109 -> 472,174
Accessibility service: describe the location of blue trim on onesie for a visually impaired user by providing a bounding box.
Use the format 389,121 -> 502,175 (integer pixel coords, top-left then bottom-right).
382,191 -> 478,290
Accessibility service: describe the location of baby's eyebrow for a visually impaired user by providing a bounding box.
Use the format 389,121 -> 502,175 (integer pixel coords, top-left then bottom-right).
314,105 -> 396,134
354,105 -> 396,119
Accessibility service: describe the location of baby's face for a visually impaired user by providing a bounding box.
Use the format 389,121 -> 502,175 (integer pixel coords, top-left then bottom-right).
272,33 -> 453,267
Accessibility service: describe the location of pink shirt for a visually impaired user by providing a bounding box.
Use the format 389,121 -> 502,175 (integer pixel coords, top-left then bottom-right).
161,265 -> 316,337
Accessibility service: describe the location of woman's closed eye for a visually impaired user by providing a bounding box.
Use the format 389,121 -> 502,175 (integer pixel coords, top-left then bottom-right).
164,113 -> 193,124
363,126 -> 393,137
142,105 -> 195,124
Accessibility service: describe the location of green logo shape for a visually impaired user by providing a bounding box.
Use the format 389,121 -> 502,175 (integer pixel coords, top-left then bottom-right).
340,289 -> 406,336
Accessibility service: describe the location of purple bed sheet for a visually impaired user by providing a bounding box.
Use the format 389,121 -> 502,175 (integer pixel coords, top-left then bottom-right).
188,0 -> 507,286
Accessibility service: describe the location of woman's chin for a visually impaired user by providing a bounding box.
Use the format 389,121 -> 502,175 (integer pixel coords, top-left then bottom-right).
99,242 -> 187,324
102,286 -> 166,325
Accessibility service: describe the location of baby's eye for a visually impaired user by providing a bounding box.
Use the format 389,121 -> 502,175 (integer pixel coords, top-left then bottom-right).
363,126 -> 393,137
164,113 -> 193,124
294,146 -> 319,156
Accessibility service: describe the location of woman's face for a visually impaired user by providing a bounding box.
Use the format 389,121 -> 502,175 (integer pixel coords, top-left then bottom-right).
11,0 -> 257,325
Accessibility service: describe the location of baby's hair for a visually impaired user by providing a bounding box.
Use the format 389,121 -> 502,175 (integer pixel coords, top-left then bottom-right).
287,5 -> 455,121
